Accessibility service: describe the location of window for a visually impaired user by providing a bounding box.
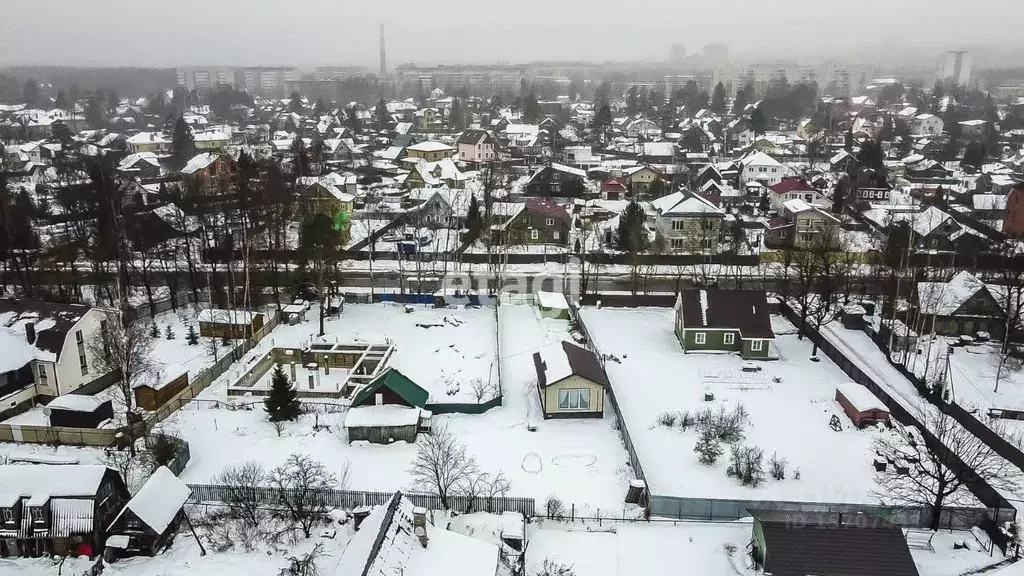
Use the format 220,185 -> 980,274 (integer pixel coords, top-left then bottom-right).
724,333 -> 735,345
672,220 -> 684,231
557,388 -> 592,410
553,231 -> 561,240
1,508 -> 13,523
36,364 -> 48,388
530,229 -> 539,240
780,230 -> 787,239
751,340 -> 764,352
77,330 -> 88,376
545,218 -> 554,226
29,507 -> 45,524
695,332 -> 707,344
670,238 -> 684,249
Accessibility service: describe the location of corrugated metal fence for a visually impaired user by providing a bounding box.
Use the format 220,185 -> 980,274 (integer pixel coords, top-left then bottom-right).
186,484 -> 535,516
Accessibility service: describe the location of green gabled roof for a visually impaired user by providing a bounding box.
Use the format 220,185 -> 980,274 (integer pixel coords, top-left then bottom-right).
351,367 -> 429,408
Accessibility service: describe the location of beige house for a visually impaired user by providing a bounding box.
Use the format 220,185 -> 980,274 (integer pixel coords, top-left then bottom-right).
651,190 -> 725,254
532,340 -> 608,419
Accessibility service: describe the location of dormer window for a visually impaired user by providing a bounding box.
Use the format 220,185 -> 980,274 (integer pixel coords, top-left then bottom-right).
30,506 -> 46,525
1,508 -> 14,524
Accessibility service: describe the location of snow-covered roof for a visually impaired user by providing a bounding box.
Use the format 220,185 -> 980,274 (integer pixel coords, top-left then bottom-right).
651,191 -> 721,216
47,395 -> 106,413
181,152 -> 218,175
108,466 -> 190,534
345,405 -> 421,428
0,465 -> 110,504
972,194 -> 1008,211
782,198 -> 813,213
836,382 -> 887,414
196,308 -> 262,325
549,162 -> 587,178
916,271 -> 987,316
406,141 -> 454,153
536,291 -> 570,310
0,326 -> 44,373
742,151 -> 783,168
642,142 -> 675,157
334,492 -> 498,576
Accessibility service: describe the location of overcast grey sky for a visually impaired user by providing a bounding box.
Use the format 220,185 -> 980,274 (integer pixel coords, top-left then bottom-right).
1,0 -> 1021,68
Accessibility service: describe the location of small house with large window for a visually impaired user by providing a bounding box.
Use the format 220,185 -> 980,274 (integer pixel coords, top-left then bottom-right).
105,466 -> 191,558
345,368 -> 429,444
532,341 -> 608,419
674,289 -> 775,359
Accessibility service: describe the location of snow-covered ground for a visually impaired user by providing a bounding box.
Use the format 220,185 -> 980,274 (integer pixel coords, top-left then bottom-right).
580,307 -> 884,504
147,306 -> 220,378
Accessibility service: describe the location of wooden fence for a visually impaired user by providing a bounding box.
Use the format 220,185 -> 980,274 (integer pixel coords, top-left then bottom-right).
186,484 -> 535,516
0,311 -> 282,448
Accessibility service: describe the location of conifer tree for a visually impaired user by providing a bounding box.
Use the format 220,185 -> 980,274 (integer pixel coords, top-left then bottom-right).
186,324 -> 199,346
265,365 -> 302,422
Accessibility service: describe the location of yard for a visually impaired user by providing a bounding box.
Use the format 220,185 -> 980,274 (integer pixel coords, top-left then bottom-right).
154,302 -> 631,511
579,306 -> 886,504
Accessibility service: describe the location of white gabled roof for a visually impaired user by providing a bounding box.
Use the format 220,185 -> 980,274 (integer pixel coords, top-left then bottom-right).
181,152 -> 218,175
549,162 -> 587,178
741,151 -> 782,168
406,140 -> 454,153
837,382 -> 887,414
109,466 -> 190,534
652,191 -> 722,216
916,271 -> 987,316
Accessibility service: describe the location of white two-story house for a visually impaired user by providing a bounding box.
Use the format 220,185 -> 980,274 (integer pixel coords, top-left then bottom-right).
0,300 -> 117,414
651,190 -> 726,254
739,151 -> 784,187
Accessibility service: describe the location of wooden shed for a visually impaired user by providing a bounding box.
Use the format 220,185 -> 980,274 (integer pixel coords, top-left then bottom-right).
835,382 -> 890,428
105,466 -> 191,559
346,368 -> 430,444
133,366 -> 189,411
536,291 -> 571,320
45,395 -> 114,428
197,309 -> 265,339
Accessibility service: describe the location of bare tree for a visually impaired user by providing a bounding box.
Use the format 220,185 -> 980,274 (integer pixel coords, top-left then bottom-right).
408,423 -> 479,509
88,315 -> 158,454
536,558 -> 575,576
214,461 -> 269,529
279,542 -> 326,576
269,454 -> 346,538
873,410 -> 1020,530
469,377 -> 496,403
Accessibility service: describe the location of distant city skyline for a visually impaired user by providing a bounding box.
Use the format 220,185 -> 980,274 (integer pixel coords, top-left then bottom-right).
2,0 -> 1023,70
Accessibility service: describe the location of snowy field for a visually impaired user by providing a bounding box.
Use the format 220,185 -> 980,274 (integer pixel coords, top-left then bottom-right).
579,307 -> 885,504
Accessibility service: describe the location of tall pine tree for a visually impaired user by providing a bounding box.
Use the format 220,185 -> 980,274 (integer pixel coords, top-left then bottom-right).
450,97 -> 465,131
375,97 -> 389,131
171,116 -> 196,171
711,82 -> 727,114
264,365 -> 301,422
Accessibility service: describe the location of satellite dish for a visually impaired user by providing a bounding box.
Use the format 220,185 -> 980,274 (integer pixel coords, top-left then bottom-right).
42,407 -> 52,417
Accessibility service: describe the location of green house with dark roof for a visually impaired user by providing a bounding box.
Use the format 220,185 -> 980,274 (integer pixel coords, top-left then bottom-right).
673,289 -> 775,359
351,368 -> 429,409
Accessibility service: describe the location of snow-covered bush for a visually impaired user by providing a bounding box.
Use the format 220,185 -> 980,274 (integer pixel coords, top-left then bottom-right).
656,411 -> 678,427
694,428 -> 724,465
696,404 -> 749,443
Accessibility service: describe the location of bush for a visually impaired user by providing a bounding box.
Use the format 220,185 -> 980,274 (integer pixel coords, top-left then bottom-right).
544,494 -> 565,519
769,451 -> 787,480
678,410 -> 695,431
694,428 -> 724,465
656,411 -> 678,427
727,444 -> 765,487
695,404 -> 749,443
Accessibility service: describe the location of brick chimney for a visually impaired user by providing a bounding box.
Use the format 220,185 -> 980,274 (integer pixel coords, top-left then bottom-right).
412,507 -> 428,548
25,322 -> 36,345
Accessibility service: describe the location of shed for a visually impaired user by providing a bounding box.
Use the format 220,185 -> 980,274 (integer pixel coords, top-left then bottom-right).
196,308 -> 265,339
836,382 -> 890,428
536,291 -> 571,319
106,466 -> 191,558
351,367 -> 428,409
344,405 -> 422,444
749,509 -> 919,576
841,303 -> 867,330
133,365 -> 189,411
45,395 -> 114,428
